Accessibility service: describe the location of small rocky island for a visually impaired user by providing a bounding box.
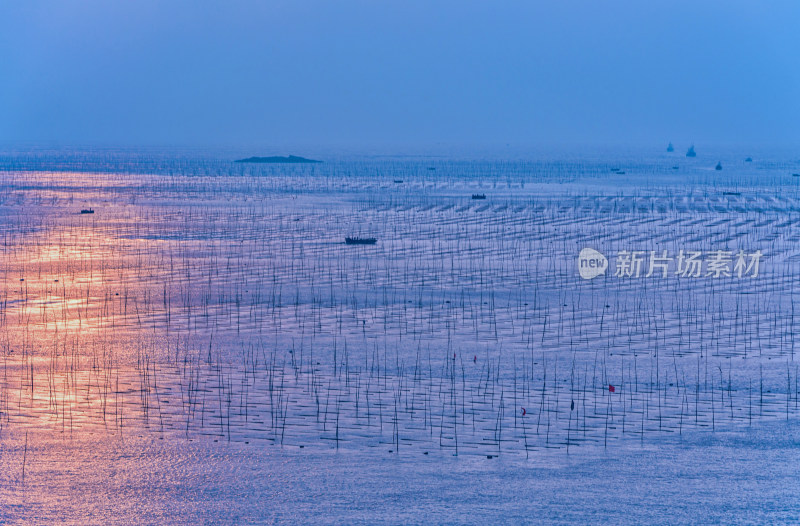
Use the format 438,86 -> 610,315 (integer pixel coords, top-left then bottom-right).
235,155 -> 322,163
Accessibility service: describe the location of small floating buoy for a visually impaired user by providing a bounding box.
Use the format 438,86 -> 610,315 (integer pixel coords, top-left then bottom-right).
521,407 -> 526,416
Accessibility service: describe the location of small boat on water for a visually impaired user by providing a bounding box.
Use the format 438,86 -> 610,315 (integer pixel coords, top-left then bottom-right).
667,142 -> 674,152
345,237 -> 377,245
686,145 -> 696,157
80,209 -> 94,214
745,157 -> 753,162
472,194 -> 486,200
715,162 -> 722,171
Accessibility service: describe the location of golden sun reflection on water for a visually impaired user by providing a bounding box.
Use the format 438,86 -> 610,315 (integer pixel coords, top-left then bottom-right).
0,175 -> 191,446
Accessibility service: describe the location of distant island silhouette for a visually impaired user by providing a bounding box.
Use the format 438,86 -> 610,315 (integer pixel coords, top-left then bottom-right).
235,155 -> 322,163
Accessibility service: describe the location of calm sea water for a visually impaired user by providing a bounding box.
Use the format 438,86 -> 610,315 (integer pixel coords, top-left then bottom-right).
1,147 -> 799,524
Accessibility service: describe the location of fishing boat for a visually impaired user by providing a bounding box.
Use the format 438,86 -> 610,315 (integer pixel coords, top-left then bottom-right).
80,208 -> 94,214
472,194 -> 486,200
345,237 -> 377,245
686,145 -> 696,157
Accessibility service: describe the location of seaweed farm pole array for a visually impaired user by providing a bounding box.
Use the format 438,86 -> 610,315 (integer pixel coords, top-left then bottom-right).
1,161 -> 799,459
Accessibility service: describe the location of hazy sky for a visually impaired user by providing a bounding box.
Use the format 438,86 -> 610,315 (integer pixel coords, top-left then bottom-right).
1,1 -> 798,150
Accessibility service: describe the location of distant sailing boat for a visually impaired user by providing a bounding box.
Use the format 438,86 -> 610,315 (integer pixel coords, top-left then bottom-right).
715,162 -> 722,171
667,142 -> 674,152
686,145 -> 696,157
